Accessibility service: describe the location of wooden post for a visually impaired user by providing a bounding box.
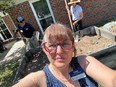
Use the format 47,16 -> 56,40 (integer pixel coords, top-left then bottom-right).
64,0 -> 74,33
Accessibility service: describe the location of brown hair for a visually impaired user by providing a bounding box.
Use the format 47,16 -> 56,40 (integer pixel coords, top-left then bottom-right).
42,23 -> 77,56
42,23 -> 74,43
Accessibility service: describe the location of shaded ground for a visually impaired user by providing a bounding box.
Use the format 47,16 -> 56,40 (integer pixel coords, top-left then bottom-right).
24,51 -> 49,75
0,41 -> 16,61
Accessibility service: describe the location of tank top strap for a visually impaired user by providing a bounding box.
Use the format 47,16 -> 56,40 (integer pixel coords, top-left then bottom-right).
43,66 -> 66,87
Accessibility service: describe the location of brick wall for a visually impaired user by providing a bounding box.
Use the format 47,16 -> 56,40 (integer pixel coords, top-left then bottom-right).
2,15 -> 16,35
50,0 -> 70,27
7,0 -> 116,32
50,0 -> 116,28
8,1 -> 41,33
81,0 -> 116,27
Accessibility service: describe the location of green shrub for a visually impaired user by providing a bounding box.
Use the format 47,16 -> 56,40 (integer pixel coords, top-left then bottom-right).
0,61 -> 19,87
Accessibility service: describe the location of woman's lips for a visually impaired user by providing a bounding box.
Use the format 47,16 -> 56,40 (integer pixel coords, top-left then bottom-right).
56,57 -> 64,62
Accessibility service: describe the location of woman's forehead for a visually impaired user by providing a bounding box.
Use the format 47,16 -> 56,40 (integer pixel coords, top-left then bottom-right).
48,38 -> 71,43
45,34 -> 69,41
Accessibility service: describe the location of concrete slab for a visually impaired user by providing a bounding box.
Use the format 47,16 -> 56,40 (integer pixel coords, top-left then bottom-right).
94,26 -> 116,41
5,40 -> 25,58
80,25 -> 116,41
102,21 -> 116,30
0,40 -> 26,68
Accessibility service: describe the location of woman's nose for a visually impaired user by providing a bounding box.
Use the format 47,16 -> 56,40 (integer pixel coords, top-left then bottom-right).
56,45 -> 63,53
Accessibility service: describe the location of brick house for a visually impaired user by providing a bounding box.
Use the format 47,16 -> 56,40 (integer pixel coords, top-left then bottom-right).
0,0 -> 116,42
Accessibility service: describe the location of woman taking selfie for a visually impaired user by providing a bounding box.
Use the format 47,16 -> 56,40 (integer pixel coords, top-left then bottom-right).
12,23 -> 116,87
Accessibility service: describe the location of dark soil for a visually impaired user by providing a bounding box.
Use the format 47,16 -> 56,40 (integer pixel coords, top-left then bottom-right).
24,51 -> 49,75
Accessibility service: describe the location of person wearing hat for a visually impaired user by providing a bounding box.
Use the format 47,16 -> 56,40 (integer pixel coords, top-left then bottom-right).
15,16 -> 39,50
66,0 -> 83,34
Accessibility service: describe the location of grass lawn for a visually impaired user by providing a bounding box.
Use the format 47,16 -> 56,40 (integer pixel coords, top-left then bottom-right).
0,61 -> 19,87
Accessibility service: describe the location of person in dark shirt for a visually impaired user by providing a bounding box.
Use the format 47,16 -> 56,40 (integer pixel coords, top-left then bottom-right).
15,16 -> 39,50
16,16 -> 35,38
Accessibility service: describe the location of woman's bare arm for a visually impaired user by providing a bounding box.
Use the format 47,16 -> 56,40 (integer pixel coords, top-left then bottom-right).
12,71 -> 45,87
78,55 -> 116,87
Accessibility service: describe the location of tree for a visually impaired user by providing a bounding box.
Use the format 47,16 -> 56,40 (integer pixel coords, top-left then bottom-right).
0,0 -> 15,15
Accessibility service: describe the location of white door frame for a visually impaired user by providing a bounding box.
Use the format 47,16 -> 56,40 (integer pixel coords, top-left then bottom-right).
29,0 -> 56,35
0,19 -> 13,41
3,19 -> 13,38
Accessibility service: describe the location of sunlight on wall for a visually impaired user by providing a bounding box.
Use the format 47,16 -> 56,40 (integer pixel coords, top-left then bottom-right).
0,12 -> 8,17
13,0 -> 28,4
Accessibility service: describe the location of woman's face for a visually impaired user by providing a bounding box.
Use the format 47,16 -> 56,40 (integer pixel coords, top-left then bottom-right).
43,39 -> 74,68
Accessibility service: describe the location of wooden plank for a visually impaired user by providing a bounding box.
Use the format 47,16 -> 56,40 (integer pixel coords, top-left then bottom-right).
64,0 -> 74,33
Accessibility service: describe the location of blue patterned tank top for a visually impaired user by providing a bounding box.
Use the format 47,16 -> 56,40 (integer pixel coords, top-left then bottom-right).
43,57 -> 98,87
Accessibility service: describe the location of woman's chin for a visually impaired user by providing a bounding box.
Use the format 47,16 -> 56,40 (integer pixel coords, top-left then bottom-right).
55,62 -> 66,68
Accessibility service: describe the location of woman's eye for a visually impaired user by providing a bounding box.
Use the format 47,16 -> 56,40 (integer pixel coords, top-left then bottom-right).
62,43 -> 70,47
49,44 -> 56,48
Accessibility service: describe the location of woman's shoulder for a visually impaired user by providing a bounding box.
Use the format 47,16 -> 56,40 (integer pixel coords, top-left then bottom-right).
22,71 -> 45,82
12,70 -> 46,87
35,71 -> 46,86
31,70 -> 45,80
27,70 -> 46,86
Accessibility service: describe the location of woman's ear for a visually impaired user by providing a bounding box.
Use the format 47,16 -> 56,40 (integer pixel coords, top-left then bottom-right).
42,45 -> 48,55
42,45 -> 45,52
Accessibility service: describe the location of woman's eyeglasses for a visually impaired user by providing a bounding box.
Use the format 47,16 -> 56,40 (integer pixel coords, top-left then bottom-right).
43,41 -> 73,54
